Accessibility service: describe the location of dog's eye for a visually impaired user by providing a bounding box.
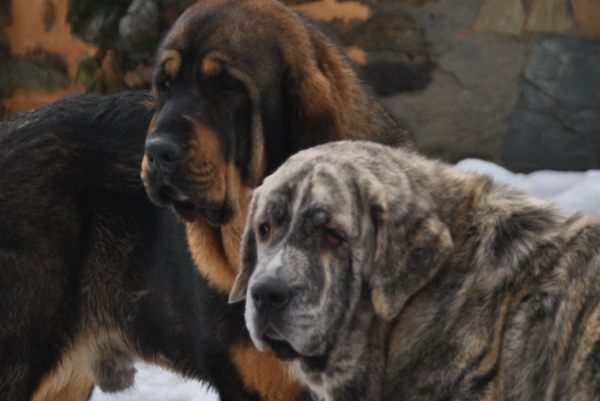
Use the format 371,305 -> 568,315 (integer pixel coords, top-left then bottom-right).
157,79 -> 171,95
258,222 -> 271,241
322,229 -> 343,249
219,74 -> 244,93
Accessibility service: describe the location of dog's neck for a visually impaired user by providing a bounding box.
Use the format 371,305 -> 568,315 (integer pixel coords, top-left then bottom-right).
293,297 -> 390,401
185,192 -> 252,293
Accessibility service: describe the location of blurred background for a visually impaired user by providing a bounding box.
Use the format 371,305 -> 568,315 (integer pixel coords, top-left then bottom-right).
0,0 -> 599,172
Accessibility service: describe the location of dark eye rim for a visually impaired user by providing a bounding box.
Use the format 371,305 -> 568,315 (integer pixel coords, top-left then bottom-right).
258,222 -> 271,242
156,78 -> 171,95
218,72 -> 245,93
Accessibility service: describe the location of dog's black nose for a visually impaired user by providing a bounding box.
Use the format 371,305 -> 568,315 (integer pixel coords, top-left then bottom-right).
145,137 -> 182,173
251,277 -> 291,313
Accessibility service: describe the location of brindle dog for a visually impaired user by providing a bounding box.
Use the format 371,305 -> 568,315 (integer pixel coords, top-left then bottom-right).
233,141 -> 600,401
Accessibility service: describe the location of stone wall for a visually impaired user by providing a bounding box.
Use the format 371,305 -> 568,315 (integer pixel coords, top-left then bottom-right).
1,0 -> 599,171
299,0 -> 599,171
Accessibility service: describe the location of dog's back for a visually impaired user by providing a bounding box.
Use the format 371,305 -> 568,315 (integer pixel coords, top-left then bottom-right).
338,142 -> 600,400
344,143 -> 600,401
0,92 -> 217,400
384,167 -> 600,401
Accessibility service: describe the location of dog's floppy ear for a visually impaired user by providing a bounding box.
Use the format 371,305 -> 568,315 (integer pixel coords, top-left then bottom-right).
367,180 -> 453,320
284,27 -> 343,147
294,70 -> 342,144
229,189 -> 262,303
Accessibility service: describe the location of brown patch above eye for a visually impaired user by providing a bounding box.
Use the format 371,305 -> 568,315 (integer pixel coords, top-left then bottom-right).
161,49 -> 182,79
202,56 -> 224,78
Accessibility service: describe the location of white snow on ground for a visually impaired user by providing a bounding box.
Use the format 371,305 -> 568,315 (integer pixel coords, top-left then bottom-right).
91,159 -> 600,401
456,159 -> 600,216
90,362 -> 218,401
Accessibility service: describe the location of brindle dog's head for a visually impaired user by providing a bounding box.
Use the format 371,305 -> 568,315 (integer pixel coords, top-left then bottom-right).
230,141 -> 452,370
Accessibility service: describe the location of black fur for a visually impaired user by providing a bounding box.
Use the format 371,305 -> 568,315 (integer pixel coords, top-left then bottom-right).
0,91 -> 261,401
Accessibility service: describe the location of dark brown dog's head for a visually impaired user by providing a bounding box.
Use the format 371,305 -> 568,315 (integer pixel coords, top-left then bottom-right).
142,0 -> 358,226
230,141 -> 452,370
141,0 -> 413,228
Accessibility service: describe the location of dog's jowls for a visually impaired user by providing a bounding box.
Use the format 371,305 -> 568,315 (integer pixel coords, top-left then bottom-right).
230,140 -> 600,401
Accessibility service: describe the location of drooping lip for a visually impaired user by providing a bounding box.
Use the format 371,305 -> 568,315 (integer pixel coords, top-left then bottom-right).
262,335 -> 300,361
262,332 -> 329,371
148,182 -> 231,225
152,184 -> 196,221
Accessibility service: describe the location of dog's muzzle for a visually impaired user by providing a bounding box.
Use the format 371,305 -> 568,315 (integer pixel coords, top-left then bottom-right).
143,135 -> 231,224
248,276 -> 301,359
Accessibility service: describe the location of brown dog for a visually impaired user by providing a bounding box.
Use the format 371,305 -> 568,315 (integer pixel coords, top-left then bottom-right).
0,0 -> 415,399
232,140 -> 600,401
141,0 -> 414,400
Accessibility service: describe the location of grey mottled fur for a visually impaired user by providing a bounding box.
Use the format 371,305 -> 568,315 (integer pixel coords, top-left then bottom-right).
231,141 -> 600,401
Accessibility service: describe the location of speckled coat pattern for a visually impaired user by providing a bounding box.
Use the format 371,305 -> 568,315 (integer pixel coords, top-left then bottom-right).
232,141 -> 600,401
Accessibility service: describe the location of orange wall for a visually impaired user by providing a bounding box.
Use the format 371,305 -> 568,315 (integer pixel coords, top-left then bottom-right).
1,0 -> 96,117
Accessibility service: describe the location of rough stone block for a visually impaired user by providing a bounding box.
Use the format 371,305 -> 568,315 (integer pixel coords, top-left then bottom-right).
505,37 -> 600,171
383,0 -> 528,165
524,0 -> 574,32
522,37 -> 600,110
472,0 -> 525,35
506,108 -> 600,171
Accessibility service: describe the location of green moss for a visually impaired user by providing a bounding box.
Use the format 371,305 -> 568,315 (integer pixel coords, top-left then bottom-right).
4,51 -> 70,93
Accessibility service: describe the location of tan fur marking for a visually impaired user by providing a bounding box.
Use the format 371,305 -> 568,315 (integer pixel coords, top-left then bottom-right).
32,336 -> 95,401
222,167 -> 253,270
161,49 -> 182,79
184,103 -> 265,291
33,374 -> 93,401
231,344 -> 306,401
202,56 -> 224,78
141,98 -> 156,110
186,169 -> 253,293
140,115 -> 157,183
32,329 -> 131,401
141,156 -> 150,182
187,123 -> 227,202
148,113 -> 158,133
187,220 -> 236,292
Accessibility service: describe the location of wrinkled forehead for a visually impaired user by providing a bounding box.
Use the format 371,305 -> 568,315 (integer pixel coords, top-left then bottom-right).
255,157 -> 355,223
160,4 -> 285,82
165,1 -> 292,54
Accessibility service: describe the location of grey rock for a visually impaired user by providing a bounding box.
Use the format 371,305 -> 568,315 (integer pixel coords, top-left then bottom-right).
505,108 -> 600,171
522,37 -> 600,110
118,0 -> 160,59
505,37 -> 600,171
118,0 -> 159,41
384,0 -> 527,165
